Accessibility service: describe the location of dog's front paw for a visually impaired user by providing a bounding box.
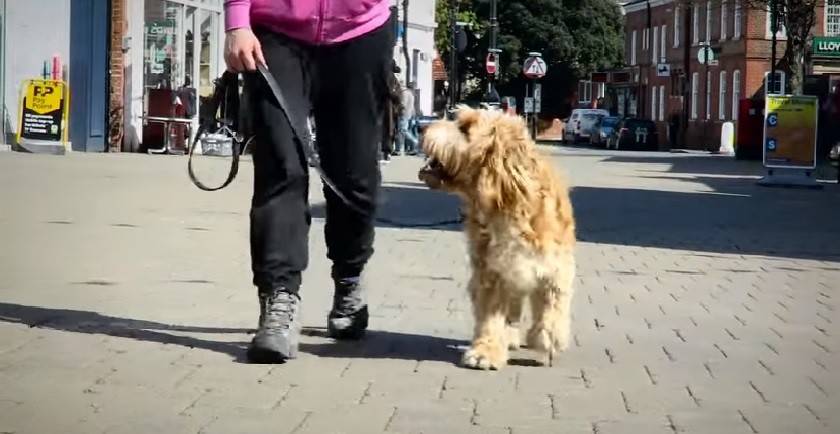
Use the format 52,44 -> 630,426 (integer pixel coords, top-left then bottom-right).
526,324 -> 570,355
462,343 -> 507,370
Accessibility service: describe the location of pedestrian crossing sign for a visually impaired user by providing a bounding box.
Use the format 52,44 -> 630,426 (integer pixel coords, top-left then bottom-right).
522,56 -> 547,79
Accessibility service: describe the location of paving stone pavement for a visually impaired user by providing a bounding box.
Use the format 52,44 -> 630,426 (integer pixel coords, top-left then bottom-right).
0,148 -> 838,434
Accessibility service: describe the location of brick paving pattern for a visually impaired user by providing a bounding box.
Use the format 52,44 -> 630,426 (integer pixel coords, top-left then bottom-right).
0,149 -> 838,433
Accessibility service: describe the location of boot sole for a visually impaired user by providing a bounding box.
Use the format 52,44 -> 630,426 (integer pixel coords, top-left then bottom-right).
327,306 -> 369,340
247,345 -> 298,363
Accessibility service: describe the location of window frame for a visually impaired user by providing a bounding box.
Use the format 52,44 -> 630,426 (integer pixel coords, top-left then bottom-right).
720,0 -> 728,41
719,71 -> 727,121
674,6 -> 681,48
732,69 -> 741,120
691,72 -> 699,119
826,1 -> 840,36
764,71 -> 786,95
734,1 -> 742,39
659,85 -> 666,121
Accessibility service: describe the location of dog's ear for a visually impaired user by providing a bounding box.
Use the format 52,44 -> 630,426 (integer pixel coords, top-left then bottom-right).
454,106 -> 481,135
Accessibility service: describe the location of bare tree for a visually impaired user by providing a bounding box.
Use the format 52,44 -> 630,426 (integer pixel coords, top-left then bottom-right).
673,0 -> 839,94
744,0 -> 824,95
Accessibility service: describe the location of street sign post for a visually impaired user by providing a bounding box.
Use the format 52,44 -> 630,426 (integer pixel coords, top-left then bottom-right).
523,97 -> 534,114
522,56 -> 547,79
522,53 -> 546,139
486,52 -> 497,76
758,95 -> 821,188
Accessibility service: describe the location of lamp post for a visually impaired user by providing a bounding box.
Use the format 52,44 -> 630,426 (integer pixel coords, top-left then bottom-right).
487,0 -> 499,101
448,0 -> 458,111
769,0 -> 778,95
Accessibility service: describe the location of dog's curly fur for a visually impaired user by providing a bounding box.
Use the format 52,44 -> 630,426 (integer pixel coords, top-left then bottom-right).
419,107 -> 576,370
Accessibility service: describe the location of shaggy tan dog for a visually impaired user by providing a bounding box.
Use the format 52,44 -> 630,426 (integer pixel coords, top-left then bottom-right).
419,107 -> 576,370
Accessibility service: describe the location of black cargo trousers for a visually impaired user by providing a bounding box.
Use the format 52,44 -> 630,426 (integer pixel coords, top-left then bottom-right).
245,22 -> 395,294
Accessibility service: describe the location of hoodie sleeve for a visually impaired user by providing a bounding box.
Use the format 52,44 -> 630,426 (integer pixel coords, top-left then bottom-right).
224,0 -> 251,31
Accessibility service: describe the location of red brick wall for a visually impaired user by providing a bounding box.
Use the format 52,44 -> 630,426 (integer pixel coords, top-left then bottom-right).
620,0 -> 830,150
108,0 -> 126,152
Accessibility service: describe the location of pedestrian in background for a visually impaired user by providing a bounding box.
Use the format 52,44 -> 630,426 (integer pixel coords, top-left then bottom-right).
380,62 -> 402,164
395,81 -> 418,155
223,0 -> 395,363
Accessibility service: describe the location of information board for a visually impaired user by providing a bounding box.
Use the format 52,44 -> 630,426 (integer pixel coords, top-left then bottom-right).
763,95 -> 818,169
17,79 -> 68,143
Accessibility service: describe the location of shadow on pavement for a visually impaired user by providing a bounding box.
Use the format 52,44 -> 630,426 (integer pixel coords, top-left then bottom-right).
0,302 -> 250,361
310,184 -> 464,230
299,327 -> 465,364
0,302 -> 467,365
310,173 -> 840,261
573,184 -> 840,261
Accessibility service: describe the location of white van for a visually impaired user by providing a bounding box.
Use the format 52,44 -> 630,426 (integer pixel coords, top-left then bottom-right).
563,109 -> 610,143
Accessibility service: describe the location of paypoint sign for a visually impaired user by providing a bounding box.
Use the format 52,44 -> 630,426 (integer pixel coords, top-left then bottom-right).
18,80 -> 68,144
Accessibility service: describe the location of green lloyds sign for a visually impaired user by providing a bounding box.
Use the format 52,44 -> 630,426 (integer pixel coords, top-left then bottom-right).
812,37 -> 840,58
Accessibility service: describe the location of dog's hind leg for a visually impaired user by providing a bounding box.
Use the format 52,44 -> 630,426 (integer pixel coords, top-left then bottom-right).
462,275 -> 509,370
505,295 -> 524,350
527,256 -> 575,363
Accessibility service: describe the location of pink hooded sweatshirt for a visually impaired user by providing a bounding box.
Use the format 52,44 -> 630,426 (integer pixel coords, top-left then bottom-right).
224,0 -> 392,45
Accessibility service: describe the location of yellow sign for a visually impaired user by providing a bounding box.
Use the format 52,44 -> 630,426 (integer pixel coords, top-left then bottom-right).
25,81 -> 64,114
17,79 -> 70,146
763,95 -> 818,169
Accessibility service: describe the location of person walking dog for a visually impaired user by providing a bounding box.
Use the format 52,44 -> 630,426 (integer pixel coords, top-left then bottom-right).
224,0 -> 395,363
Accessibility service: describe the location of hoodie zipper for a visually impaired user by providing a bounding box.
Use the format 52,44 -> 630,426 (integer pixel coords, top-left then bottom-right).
315,0 -> 326,44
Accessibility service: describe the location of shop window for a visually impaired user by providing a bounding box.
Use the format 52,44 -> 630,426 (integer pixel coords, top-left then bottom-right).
143,1 -> 221,113
144,0 -> 186,90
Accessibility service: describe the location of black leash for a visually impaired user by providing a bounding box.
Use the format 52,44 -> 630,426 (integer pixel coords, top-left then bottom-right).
188,65 -> 462,228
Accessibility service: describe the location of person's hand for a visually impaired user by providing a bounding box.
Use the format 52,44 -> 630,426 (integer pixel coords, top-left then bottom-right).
224,28 -> 266,72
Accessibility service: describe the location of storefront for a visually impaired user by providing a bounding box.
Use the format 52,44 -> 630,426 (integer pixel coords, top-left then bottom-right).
1,0 -> 108,151
124,0 -> 225,151
811,36 -> 840,91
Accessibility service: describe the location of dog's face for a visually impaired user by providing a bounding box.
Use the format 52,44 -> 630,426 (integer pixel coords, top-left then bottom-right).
418,107 -> 535,207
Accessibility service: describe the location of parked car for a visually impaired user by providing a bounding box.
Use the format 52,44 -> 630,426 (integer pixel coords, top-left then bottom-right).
563,109 -> 610,143
415,114 -> 441,148
607,118 -> 659,151
590,116 -> 621,148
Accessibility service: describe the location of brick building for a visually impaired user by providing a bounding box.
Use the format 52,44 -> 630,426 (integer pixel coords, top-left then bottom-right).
578,0 -> 840,150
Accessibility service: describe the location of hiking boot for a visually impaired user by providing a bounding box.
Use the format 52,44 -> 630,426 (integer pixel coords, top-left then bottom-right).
247,288 -> 300,363
327,277 -> 368,340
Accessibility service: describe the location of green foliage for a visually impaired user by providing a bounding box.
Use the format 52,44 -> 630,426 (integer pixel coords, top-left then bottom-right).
435,0 -> 624,116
